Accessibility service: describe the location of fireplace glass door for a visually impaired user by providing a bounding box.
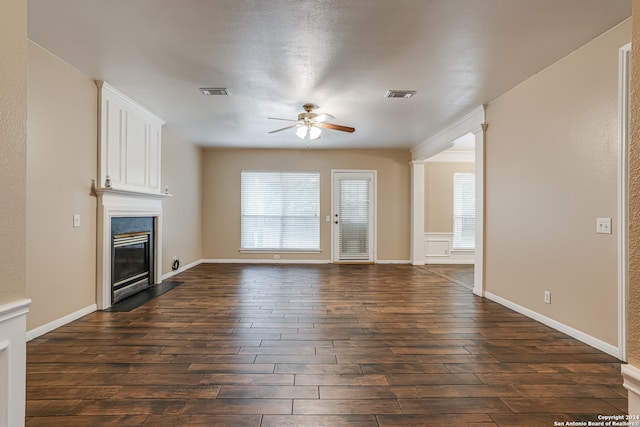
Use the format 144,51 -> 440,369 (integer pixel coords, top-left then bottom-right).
112,230 -> 152,303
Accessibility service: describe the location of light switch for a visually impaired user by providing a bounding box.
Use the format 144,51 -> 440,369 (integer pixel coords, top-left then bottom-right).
596,217 -> 611,234
73,214 -> 81,228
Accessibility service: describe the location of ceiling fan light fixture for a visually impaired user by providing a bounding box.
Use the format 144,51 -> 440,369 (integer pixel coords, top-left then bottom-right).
296,126 -> 308,139
309,126 -> 321,140
295,124 -> 322,140
269,103 -> 352,139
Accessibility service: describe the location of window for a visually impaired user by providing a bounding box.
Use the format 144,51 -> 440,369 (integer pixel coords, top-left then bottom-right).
241,171 -> 320,251
453,172 -> 475,250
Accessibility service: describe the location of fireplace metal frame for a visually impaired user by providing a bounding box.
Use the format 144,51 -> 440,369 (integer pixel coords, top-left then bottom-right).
111,230 -> 153,303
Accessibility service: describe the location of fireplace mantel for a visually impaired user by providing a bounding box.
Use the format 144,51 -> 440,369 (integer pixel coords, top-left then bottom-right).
92,185 -> 172,200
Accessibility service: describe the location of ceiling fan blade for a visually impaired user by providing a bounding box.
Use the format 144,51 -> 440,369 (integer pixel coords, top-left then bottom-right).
318,122 -> 355,133
314,113 -> 335,123
268,117 -> 297,122
268,124 -> 300,134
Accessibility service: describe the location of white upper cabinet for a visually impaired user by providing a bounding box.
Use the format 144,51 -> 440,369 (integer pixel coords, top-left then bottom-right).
97,81 -> 165,193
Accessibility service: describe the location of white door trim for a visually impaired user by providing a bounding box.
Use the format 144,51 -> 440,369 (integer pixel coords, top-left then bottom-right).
331,169 -> 377,263
618,42 -> 631,362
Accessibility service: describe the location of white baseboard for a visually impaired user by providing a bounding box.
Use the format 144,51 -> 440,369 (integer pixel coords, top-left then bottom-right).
201,258 -> 332,264
426,259 -> 475,265
162,259 -> 203,280
0,299 -> 30,427
484,291 -> 619,358
26,304 -> 96,342
622,364 -> 640,414
200,258 -> 409,265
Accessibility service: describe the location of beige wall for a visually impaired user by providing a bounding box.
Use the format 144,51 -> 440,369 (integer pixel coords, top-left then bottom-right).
24,42 -> 204,330
425,162 -> 475,233
202,149 -> 411,261
628,0 -> 640,365
26,42 -> 98,330
161,128 -> 203,273
0,0 -> 28,304
485,19 -> 631,346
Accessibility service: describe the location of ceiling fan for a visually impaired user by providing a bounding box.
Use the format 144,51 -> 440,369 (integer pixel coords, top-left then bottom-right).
268,103 -> 355,141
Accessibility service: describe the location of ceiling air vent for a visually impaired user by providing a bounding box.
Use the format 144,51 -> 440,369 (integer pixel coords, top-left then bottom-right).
200,87 -> 229,96
385,90 -> 416,99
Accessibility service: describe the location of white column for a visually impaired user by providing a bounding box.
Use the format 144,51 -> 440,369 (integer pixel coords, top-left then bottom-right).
410,160 -> 426,265
0,299 -> 30,427
622,364 -> 640,414
473,124 -> 487,297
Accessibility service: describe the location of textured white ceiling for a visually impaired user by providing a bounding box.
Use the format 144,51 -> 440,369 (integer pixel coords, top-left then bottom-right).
28,0 -> 631,149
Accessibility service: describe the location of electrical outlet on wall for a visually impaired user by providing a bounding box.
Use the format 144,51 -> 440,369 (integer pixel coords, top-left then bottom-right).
544,291 -> 551,304
596,218 -> 612,234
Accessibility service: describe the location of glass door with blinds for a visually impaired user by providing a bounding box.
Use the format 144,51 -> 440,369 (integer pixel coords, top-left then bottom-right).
332,171 -> 376,263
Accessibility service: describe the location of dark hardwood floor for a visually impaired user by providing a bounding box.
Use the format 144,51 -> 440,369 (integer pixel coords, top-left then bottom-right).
26,263 -> 626,426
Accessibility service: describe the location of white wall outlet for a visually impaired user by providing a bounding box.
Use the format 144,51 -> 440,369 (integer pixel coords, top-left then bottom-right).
596,217 -> 612,234
544,291 -> 551,304
274,255 -> 280,260
73,214 -> 81,228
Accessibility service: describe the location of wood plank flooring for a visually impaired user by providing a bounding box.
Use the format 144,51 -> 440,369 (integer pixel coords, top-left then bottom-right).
26,263 -> 627,426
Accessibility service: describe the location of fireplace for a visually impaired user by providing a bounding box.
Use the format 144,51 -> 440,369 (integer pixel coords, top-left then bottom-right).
94,187 -> 166,310
111,217 -> 154,303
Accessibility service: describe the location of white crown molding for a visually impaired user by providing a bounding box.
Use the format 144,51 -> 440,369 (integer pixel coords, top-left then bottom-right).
96,81 -> 165,126
411,105 -> 486,161
425,150 -> 475,163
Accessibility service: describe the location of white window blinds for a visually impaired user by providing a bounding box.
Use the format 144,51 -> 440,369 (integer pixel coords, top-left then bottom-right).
241,171 -> 320,251
453,172 -> 475,250
338,178 -> 370,260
